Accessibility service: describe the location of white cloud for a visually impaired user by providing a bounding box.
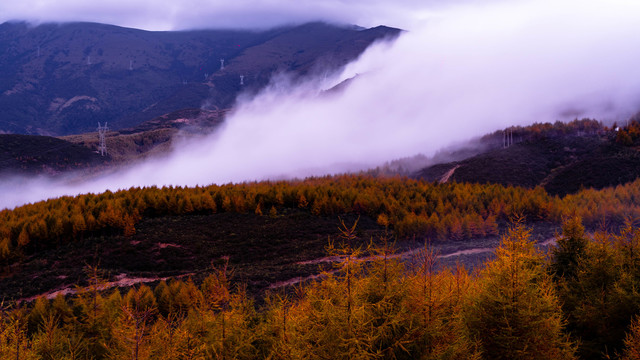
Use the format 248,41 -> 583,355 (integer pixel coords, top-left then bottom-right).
0,0 -> 438,30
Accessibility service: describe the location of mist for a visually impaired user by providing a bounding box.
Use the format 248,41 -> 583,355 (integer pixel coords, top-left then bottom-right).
2,0 -> 640,210
1,0 -> 451,31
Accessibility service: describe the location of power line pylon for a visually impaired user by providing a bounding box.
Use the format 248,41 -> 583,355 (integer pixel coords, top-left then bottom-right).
97,122 -> 108,156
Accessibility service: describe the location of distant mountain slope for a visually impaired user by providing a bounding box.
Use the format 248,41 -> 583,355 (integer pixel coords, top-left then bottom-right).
0,134 -> 107,175
415,119 -> 640,196
61,107 -> 227,163
0,21 -> 400,135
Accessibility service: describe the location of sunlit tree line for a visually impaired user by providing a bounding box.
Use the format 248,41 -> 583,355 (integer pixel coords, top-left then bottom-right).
614,119 -> 640,146
4,172 -> 640,266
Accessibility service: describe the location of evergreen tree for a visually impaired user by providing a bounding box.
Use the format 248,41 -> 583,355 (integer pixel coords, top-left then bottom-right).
73,265 -> 111,358
464,223 -> 576,360
107,286 -> 157,360
551,216 -> 588,280
622,315 -> 640,360
561,222 -> 640,359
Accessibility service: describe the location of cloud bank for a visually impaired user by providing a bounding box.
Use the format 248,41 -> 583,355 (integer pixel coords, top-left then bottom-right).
0,0 -> 441,31
2,0 -> 640,209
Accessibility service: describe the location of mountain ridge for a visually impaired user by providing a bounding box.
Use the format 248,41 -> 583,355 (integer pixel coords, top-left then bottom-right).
0,21 -> 400,135
414,119 -> 640,196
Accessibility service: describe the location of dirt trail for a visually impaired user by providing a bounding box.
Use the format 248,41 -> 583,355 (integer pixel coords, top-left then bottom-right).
273,246 -> 495,289
439,165 -> 460,183
439,247 -> 494,258
539,237 -> 557,246
294,243 -> 498,268
19,236 -> 562,300
275,245 -> 496,289
18,272 -> 195,303
274,236 -> 559,289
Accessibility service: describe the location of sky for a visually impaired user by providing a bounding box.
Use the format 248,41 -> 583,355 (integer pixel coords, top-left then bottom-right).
2,0 -> 640,209
0,0 -> 447,31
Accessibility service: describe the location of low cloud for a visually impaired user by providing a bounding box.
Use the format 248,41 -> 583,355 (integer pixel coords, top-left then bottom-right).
2,0 -> 640,209
1,0 -> 441,31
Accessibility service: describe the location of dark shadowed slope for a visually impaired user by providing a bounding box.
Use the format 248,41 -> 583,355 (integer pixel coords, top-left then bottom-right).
415,119 -> 640,196
0,134 -> 107,175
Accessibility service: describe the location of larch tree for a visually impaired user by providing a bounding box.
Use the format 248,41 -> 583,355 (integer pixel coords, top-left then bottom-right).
403,247 -> 480,360
107,285 -> 157,360
551,216 -> 588,280
73,264 -> 114,359
464,223 -> 576,360
622,315 -> 640,360
562,221 -> 640,359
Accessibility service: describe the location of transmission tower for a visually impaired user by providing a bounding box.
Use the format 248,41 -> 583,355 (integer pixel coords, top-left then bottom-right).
220,58 -> 225,70
240,75 -> 244,85
503,129 -> 514,148
97,122 -> 108,156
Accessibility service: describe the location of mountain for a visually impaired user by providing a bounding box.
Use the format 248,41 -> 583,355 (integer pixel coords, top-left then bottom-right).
60,107 -> 227,164
0,21 -> 400,135
414,119 -> 640,196
0,133 -> 107,176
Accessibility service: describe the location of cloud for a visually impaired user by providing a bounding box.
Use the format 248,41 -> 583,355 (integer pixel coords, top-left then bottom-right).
2,0 -> 640,210
0,0 -> 438,30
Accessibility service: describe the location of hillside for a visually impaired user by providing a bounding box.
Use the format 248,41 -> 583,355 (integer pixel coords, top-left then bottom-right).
61,107 -> 227,164
415,119 -> 640,196
0,133 -> 107,175
0,21 -> 400,135
4,172 -> 640,301
1,175 -> 640,358
3,210 -> 386,301
0,107 -> 227,176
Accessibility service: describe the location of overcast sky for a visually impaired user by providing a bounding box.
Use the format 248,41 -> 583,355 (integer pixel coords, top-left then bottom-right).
0,0 -> 454,31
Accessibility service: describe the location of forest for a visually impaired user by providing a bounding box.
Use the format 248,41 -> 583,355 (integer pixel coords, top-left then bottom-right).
2,119 -> 640,358
4,172 -> 640,266
1,217 -> 640,359
1,174 -> 640,358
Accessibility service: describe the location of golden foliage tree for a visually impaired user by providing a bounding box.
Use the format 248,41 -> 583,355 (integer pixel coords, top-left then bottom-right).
622,315 -> 640,360
464,223 -> 576,360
